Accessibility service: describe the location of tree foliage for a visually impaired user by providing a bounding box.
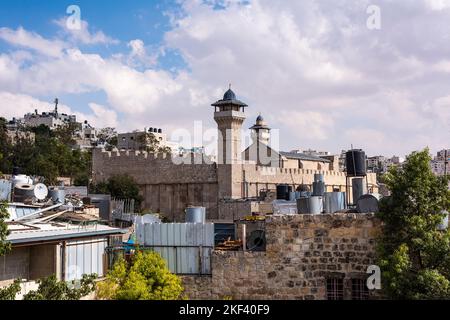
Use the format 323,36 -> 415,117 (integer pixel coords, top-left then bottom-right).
90,174 -> 143,208
136,132 -> 171,153
0,201 -> 11,256
23,274 -> 97,300
377,148 -> 450,299
0,120 -> 91,185
0,279 -> 20,300
97,251 -> 183,300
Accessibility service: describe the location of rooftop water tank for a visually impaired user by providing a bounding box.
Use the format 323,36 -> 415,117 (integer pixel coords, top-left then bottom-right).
276,184 -> 292,200
13,183 -> 35,203
49,186 -> 66,204
297,196 -> 323,214
346,149 -> 367,177
185,206 -> 206,223
323,192 -> 346,213
356,194 -> 379,213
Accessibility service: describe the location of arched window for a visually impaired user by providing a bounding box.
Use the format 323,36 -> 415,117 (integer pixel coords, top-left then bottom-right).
318,163 -> 322,170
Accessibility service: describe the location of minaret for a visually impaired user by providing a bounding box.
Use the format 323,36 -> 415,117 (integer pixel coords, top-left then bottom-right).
250,114 -> 270,145
249,114 -> 271,166
212,86 -> 247,165
212,87 -> 247,199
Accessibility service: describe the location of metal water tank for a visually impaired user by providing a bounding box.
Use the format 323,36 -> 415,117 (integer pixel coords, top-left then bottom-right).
323,192 -> 346,213
185,206 -> 206,223
12,174 -> 33,188
276,184 -> 291,200
352,177 -> 367,204
356,194 -> 379,213
49,186 -> 66,203
13,183 -> 35,202
346,149 -> 366,176
312,181 -> 325,196
314,173 -> 324,182
297,196 -> 323,214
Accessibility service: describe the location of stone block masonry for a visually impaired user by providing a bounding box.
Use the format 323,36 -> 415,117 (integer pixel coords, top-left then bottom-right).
182,213 -> 382,300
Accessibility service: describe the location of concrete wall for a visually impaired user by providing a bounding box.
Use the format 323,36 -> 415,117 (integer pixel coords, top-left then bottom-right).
29,244 -> 56,280
0,244 -> 56,287
182,213 -> 382,300
0,247 -> 30,286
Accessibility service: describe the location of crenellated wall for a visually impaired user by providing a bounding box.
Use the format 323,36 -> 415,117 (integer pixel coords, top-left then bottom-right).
92,149 -> 378,221
92,149 -> 219,221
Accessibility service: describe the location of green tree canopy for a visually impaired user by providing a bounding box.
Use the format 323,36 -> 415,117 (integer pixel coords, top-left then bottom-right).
377,148 -> 450,299
90,174 -> 143,208
97,251 -> 183,300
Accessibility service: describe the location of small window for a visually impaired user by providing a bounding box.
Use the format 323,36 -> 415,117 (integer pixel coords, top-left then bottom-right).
351,279 -> 369,300
326,278 -> 344,300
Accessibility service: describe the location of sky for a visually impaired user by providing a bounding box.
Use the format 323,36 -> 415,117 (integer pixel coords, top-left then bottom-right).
0,0 -> 449,157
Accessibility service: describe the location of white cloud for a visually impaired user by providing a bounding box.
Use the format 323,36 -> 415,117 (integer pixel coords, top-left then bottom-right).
1,1 -> 450,157
0,27 -> 66,57
54,18 -> 119,45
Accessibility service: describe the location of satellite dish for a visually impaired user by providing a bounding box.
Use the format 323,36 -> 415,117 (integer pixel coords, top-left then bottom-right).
34,183 -> 48,200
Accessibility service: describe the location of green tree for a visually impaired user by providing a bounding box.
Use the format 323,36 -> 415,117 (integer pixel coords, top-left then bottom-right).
90,174 -> 143,208
97,251 -> 183,300
0,201 -> 11,256
23,274 -> 97,300
0,279 -> 21,300
376,148 -> 450,299
137,132 -> 171,153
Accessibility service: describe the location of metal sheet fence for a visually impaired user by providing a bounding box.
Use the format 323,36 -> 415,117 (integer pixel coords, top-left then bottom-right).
65,238 -> 107,281
136,223 -> 214,275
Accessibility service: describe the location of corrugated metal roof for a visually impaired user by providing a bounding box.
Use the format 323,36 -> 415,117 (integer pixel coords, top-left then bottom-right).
280,151 -> 331,163
7,223 -> 126,244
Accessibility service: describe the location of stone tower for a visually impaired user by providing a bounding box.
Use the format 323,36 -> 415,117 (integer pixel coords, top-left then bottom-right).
212,87 -> 247,199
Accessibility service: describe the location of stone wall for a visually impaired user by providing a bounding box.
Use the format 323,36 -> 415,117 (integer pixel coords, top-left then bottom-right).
92,149 -> 220,221
92,149 -> 378,222
182,213 -> 382,300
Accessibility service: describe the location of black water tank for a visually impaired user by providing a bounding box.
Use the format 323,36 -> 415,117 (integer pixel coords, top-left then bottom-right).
276,184 -> 292,200
12,167 -> 20,175
346,149 -> 366,176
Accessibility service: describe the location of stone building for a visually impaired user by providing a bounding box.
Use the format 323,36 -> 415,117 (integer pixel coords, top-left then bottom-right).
92,88 -> 378,221
182,213 -> 382,300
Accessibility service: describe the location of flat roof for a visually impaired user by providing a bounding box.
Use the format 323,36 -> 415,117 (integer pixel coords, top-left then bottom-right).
7,222 -> 126,245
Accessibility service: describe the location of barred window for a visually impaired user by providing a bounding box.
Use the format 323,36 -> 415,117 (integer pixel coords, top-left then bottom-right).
351,278 -> 369,300
326,278 -> 344,300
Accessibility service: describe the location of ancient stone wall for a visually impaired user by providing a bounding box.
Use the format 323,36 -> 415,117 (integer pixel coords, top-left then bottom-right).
182,213 -> 382,300
92,149 -> 220,221
92,149 -> 378,221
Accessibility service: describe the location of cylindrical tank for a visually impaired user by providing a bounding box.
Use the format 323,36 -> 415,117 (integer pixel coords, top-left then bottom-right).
314,173 -> 324,182
49,186 -> 66,204
312,181 -> 325,196
297,196 -> 323,214
323,192 -> 346,213
346,149 -> 366,176
356,194 -> 379,213
12,174 -> 33,188
288,191 -> 297,201
185,206 -> 206,223
352,177 -> 367,204
13,183 -> 35,202
276,184 -> 292,200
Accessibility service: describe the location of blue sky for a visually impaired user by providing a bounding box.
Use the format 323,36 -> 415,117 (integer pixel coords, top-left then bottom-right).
0,0 -> 449,156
